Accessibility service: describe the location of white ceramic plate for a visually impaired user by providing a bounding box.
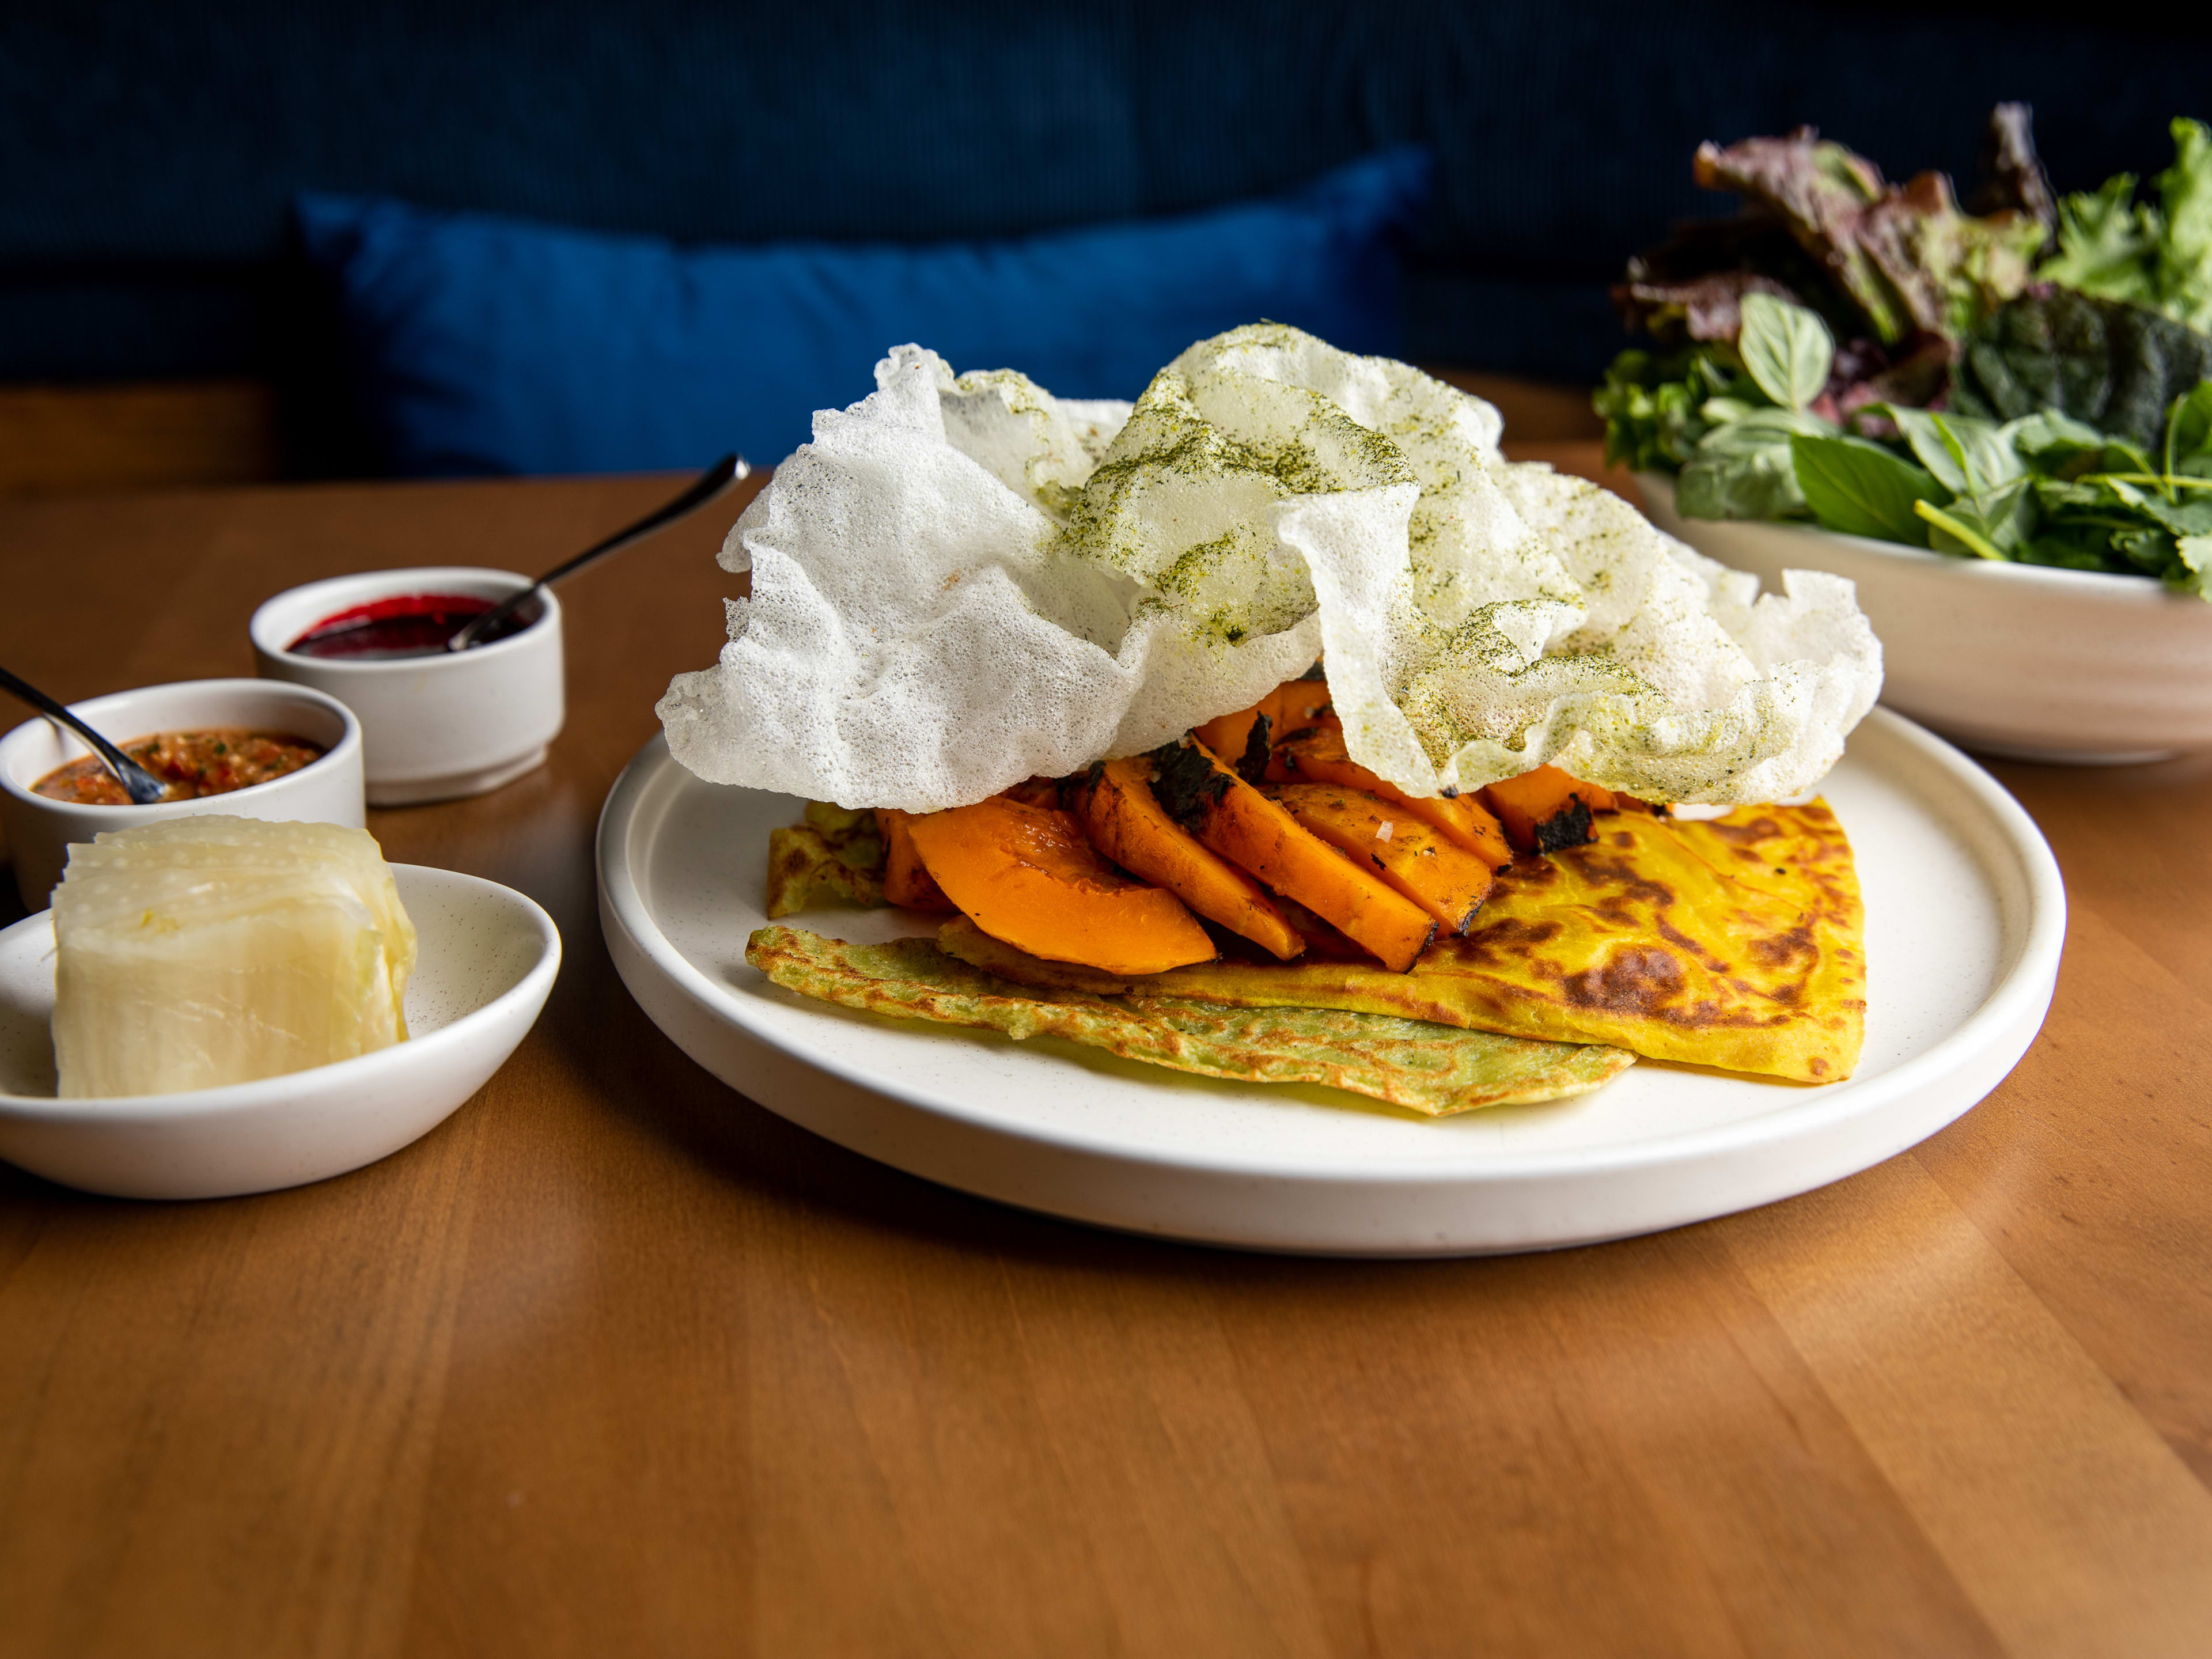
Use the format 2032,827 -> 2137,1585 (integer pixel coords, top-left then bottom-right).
0,865 -> 560,1199
1639,472 -> 2212,763
597,710 -> 2063,1255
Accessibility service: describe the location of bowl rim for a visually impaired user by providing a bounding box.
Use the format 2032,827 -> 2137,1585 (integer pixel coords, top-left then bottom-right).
249,565 -> 561,674
0,862 -> 562,1120
1635,468 -> 2201,608
0,676 -> 364,815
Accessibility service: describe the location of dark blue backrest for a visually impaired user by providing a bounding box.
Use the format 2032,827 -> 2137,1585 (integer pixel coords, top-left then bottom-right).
4,0 -> 2203,390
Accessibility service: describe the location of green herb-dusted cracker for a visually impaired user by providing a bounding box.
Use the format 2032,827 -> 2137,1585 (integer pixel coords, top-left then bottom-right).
746,926 -> 1634,1117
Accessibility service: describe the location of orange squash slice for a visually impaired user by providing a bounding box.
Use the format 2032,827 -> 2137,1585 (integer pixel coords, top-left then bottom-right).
1148,737 -> 1435,972
1267,726 -> 1513,870
904,796 -> 1215,975
1268,783 -> 1495,933
1477,767 -> 1615,854
876,809 -> 957,911
1075,759 -> 1304,960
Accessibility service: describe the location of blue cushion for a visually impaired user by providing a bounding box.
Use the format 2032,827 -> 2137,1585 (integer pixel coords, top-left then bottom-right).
296,149 -> 1429,478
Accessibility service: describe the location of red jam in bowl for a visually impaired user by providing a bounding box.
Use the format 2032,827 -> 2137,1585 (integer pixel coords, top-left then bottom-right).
286,592 -> 543,660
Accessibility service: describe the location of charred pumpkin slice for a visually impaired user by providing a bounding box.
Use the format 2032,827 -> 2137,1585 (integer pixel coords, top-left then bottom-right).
1149,737 -> 1435,973
1267,726 -> 1513,870
904,796 -> 1215,975
875,809 -> 957,911
1268,783 -> 1495,934
1191,679 -> 1341,783
1477,766 -> 1616,854
1075,759 -> 1304,960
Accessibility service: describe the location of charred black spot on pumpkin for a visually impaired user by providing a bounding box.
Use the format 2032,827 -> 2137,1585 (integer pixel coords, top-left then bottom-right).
1148,738 -> 1231,833
1533,799 -> 1593,853
1236,711 -> 1272,785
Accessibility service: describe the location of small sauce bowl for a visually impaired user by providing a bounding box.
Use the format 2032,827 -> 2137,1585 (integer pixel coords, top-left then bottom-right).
0,678 -> 366,910
251,567 -> 565,808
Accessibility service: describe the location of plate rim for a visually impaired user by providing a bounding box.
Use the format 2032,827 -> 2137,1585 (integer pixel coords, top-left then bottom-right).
595,707 -> 2066,1188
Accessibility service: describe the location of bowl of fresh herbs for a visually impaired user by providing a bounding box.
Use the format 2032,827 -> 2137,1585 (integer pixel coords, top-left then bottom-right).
1602,107 -> 2212,762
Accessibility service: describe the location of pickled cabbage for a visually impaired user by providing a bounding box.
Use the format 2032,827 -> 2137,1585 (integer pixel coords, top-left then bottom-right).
50,816 -> 416,1097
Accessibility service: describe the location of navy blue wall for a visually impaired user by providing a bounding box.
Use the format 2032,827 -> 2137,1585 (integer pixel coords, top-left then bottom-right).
4,0 -> 2206,390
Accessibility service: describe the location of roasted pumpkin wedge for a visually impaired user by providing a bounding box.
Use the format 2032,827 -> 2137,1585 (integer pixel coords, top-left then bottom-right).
1268,783 -> 1495,934
1149,737 -> 1435,972
1477,766 -> 1616,854
1075,758 -> 1305,960
876,809 -> 957,910
1191,679 -> 1340,781
904,796 -> 1216,975
1267,725 -> 1513,870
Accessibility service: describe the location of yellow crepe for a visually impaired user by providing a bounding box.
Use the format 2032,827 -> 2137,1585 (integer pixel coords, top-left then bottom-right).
939,803 -> 1864,1082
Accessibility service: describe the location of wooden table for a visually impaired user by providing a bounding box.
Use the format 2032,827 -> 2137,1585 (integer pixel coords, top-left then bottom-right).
3,453 -> 2210,1657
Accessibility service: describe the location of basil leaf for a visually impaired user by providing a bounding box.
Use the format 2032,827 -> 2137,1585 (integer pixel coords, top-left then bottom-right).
1877,408 -> 2022,495
1677,444 -> 1810,520
1791,433 -> 1948,544
1693,407 -> 1836,457
1738,293 -> 1835,411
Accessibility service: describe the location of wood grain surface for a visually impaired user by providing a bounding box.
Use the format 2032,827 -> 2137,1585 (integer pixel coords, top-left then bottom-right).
1,450 -> 2207,1658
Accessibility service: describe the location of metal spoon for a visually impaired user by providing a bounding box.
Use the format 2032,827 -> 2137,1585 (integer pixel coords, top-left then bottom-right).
445,453 -> 748,652
0,666 -> 169,804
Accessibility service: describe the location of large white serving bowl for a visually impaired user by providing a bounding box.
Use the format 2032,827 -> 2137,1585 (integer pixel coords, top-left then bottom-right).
251,567 -> 564,806
1639,472 -> 2212,763
0,863 -> 560,1199
0,677 -> 366,910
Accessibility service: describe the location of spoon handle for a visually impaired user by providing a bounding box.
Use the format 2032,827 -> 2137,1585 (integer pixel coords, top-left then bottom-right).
447,453 -> 747,652
0,666 -> 170,804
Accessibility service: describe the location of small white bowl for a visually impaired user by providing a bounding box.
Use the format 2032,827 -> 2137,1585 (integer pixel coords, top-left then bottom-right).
1640,472 -> 2212,763
250,567 -> 565,807
0,862 -> 559,1198
0,678 -> 366,911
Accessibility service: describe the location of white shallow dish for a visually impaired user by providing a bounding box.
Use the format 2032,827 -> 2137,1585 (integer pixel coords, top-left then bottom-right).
0,864 -> 560,1199
0,677 -> 366,910
597,709 -> 2065,1256
1639,471 -> 2212,763
251,567 -> 565,806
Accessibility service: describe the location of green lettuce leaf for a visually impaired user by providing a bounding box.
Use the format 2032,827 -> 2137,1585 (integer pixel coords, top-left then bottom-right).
1952,287 -> 2212,448
2042,118 -> 2212,333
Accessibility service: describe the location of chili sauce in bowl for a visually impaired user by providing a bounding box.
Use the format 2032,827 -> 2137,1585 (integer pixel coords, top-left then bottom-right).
33,729 -> 326,805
